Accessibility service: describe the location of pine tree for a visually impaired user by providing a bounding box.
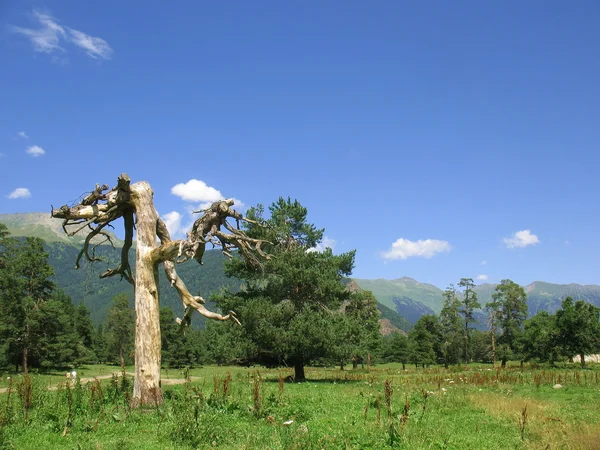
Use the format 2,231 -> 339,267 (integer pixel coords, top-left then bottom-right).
458,278 -> 481,364
106,293 -> 134,367
486,279 -> 527,367
439,284 -> 462,368
215,197 -> 356,381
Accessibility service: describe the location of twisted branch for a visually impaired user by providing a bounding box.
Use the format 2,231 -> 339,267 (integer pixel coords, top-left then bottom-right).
52,175 -> 270,329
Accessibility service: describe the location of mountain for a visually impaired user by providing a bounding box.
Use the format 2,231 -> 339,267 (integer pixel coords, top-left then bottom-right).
1,212 -> 412,333
354,277 -> 600,326
6,212 -> 598,331
0,213 -> 124,246
353,277 -> 443,321
1,212 -> 238,326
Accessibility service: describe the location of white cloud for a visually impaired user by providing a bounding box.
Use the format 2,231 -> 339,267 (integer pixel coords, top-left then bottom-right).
162,211 -> 183,237
10,11 -> 65,54
26,145 -> 45,157
481,260 -> 487,266
7,188 -> 31,199
307,236 -> 336,253
10,10 -> 112,60
504,229 -> 540,249
172,179 -> 224,203
18,131 -> 29,139
67,28 -> 113,60
381,238 -> 451,260
476,274 -> 488,281
171,179 -> 244,211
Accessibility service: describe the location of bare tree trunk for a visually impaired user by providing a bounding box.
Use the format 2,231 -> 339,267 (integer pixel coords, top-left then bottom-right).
119,345 -> 124,368
580,353 -> 586,369
130,181 -> 163,408
294,360 -> 306,382
52,174 -> 266,408
22,344 -> 28,375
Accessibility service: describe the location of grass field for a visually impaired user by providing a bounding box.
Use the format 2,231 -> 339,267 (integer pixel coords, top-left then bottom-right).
1,363 -> 599,449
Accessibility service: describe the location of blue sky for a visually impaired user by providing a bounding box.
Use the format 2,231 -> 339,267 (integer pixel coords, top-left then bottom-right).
1,1 -> 599,288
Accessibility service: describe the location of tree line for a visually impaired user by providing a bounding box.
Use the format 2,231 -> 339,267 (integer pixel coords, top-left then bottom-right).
382,278 -> 600,369
3,197 -> 600,376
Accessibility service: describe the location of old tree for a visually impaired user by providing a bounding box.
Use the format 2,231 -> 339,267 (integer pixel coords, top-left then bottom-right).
51,174 -> 267,407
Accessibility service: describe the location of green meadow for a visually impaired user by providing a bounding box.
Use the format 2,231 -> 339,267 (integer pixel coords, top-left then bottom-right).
1,363 -> 599,449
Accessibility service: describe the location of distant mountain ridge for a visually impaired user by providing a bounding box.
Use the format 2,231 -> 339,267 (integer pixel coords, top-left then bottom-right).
354,277 -> 600,326
0,213 -> 124,246
4,212 -> 599,331
1,212 -> 412,333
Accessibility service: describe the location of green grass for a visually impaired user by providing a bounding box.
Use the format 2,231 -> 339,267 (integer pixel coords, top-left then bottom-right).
1,363 -> 599,449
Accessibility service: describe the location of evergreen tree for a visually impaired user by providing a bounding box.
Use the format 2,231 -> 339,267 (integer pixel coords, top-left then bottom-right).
382,332 -> 411,369
486,279 -> 527,367
215,197 -> 355,381
92,323 -> 110,364
106,293 -> 134,367
439,285 -> 462,368
341,290 -> 382,369
409,315 -> 441,368
458,277 -> 481,363
6,237 -> 55,373
160,307 -> 197,368
0,225 -> 20,371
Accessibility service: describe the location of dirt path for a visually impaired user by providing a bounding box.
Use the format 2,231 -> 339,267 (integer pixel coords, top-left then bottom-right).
0,373 -> 200,394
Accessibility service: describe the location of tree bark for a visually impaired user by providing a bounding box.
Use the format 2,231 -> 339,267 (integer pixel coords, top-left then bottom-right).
294,360 -> 306,382
22,344 -> 28,375
129,181 -> 163,408
51,175 -> 267,408
501,357 -> 507,368
580,353 -> 586,369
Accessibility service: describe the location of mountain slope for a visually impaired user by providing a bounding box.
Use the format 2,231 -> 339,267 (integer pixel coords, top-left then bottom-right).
353,277 -> 443,323
0,213 -> 124,246
354,277 -> 600,325
4,212 -> 599,330
2,212 -> 414,332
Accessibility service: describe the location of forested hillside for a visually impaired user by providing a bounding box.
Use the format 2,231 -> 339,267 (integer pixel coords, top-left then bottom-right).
46,242 -> 241,327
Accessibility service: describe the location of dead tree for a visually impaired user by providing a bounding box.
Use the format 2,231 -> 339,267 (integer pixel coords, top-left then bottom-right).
51,174 -> 268,407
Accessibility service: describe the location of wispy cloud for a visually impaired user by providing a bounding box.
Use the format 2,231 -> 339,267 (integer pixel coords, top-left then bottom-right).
26,145 -> 45,157
307,236 -> 336,253
476,274 -> 488,281
504,229 -> 540,249
67,28 -> 112,60
10,10 -> 112,60
480,260 -> 487,266
7,188 -> 31,199
0,153 -> 5,158
381,238 -> 451,260
18,131 -> 29,139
